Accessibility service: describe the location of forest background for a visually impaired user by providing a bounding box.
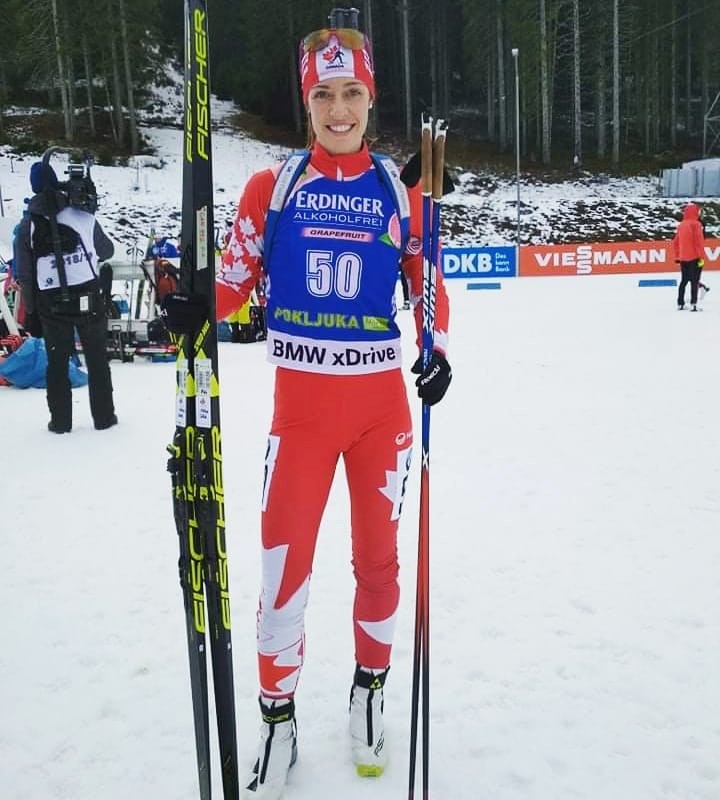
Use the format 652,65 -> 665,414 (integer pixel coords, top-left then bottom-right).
0,0 -> 719,174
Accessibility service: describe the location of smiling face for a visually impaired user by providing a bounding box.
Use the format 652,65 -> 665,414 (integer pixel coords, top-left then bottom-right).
306,77 -> 372,155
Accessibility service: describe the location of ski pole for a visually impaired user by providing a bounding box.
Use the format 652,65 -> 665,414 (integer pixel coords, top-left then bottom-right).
409,111 -> 437,800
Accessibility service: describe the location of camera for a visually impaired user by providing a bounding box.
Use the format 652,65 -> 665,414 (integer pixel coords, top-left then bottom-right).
328,7 -> 360,29
40,146 -> 98,213
62,159 -> 98,214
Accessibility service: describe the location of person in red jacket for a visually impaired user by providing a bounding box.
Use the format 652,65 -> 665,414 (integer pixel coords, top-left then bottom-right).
215,16 -> 452,800
673,202 -> 706,311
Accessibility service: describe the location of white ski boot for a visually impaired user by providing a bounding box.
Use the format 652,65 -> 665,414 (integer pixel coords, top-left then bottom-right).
349,665 -> 389,777
243,697 -> 297,800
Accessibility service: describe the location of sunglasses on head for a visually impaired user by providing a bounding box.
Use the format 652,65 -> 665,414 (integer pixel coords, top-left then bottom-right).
302,27 -> 368,53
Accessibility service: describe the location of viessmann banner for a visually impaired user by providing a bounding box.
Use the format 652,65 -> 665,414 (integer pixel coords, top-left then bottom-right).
519,238 -> 720,277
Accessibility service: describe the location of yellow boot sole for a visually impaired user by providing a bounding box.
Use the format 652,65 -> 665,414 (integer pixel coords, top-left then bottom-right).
356,764 -> 385,778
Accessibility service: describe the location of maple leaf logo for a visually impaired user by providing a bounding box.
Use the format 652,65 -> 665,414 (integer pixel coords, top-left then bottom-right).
378,446 -> 413,520
323,45 -> 344,66
259,651 -> 302,695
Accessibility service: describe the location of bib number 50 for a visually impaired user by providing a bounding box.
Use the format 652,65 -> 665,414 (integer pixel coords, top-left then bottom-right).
306,250 -> 362,299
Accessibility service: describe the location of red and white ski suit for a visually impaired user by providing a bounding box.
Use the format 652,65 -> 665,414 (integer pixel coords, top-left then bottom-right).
217,142 -> 450,698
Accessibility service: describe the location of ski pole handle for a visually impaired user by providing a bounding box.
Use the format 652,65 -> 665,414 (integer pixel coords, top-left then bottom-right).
421,113 -> 433,197
432,121 -> 448,202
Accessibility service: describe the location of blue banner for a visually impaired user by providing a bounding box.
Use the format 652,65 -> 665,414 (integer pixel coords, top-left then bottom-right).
441,246 -> 516,279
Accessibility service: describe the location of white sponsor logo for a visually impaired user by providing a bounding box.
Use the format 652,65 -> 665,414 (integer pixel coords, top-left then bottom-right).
443,251 -> 513,275
267,333 -> 401,375
534,244 -> 667,275
295,190 -> 383,216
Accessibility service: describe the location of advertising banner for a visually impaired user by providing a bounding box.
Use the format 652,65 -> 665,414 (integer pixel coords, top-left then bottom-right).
442,246 -> 516,279
519,238 -> 720,277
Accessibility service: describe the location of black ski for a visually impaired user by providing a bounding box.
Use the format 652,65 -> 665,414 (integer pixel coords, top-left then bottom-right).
167,3 -> 238,798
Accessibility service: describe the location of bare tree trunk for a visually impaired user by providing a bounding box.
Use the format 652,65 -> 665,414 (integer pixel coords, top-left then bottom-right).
652,24 -> 660,152
430,7 -> 438,116
487,53 -> 495,140
496,0 -> 507,151
401,0 -> 412,140
670,0 -> 677,148
597,48 -> 606,158
386,0 -> 401,119
61,1 -> 75,141
82,36 -> 96,138
118,0 -> 139,153
362,0 -> 377,134
643,73 -> 650,153
700,6 -> 708,146
104,75 -> 118,143
685,12 -> 691,137
288,1 -> 302,135
50,0 -> 72,140
107,0 -> 125,146
438,1 -> 450,118
0,61 -> 6,135
540,0 -> 551,164
612,0 -> 620,167
572,0 -> 581,164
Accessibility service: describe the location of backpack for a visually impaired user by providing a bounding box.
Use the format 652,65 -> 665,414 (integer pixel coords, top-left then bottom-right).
30,210 -> 98,303
155,259 -> 179,301
30,214 -> 80,259
263,150 -> 411,269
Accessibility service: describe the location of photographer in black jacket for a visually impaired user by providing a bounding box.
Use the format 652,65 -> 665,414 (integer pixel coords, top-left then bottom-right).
15,158 -> 117,433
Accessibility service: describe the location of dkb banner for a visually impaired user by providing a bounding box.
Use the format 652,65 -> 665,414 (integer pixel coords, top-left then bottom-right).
441,246 -> 517,279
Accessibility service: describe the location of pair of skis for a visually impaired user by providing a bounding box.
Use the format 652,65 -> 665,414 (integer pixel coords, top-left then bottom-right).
167,2 -> 238,799
408,114 -> 448,800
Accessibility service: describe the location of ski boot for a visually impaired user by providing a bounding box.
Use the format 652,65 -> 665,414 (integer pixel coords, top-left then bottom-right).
243,697 -> 297,799
94,413 -> 118,430
48,419 -> 72,434
349,664 -> 389,777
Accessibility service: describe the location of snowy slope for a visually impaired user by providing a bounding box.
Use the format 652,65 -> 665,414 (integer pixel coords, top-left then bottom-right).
0,64 -> 712,261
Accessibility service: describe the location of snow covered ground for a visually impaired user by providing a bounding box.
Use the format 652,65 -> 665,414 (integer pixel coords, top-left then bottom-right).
2,79 -> 719,800
3,271 -> 719,800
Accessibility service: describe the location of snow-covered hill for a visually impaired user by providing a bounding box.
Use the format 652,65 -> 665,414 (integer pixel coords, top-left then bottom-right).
1,72 -> 716,260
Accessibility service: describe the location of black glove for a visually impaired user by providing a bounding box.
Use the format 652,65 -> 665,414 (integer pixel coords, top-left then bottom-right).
399,150 -> 455,194
161,292 -> 209,334
411,352 -> 452,406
